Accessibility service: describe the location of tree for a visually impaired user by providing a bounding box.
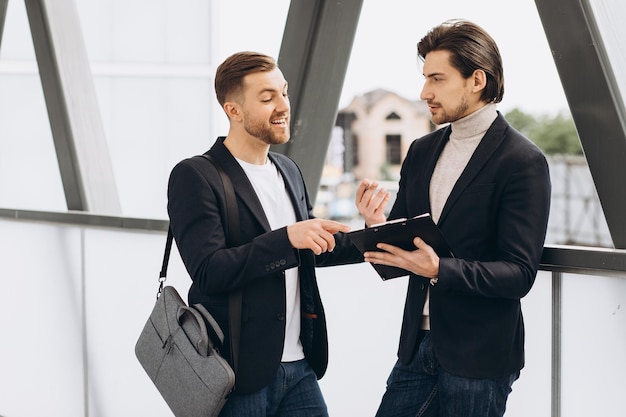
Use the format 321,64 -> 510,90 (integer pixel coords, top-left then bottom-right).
505,108 -> 582,155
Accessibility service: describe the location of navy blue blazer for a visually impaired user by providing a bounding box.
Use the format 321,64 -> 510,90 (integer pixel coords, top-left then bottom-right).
390,113 -> 551,378
167,137 -> 362,394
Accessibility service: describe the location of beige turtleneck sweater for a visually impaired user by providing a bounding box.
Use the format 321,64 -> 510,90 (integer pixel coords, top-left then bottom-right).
421,103 -> 498,330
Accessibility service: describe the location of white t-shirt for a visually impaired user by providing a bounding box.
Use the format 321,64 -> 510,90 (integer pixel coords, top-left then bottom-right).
236,157 -> 304,362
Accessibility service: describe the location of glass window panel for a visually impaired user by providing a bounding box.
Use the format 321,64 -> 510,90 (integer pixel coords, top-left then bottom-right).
76,0 -> 290,218
334,0 -> 612,248
385,134 -> 402,165
506,271 -> 553,417
546,156 -> 612,247
77,0 -> 212,63
561,272 -> 626,416
0,2 -> 66,211
208,0 -> 289,62
589,0 -> 626,113
94,76 -> 212,218
0,0 -> 290,215
340,1 -> 568,114
0,220 -> 84,417
0,0 -> 36,60
0,73 -> 66,210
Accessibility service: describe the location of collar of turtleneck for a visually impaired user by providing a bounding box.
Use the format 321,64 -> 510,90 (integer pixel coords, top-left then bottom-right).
449,103 -> 498,141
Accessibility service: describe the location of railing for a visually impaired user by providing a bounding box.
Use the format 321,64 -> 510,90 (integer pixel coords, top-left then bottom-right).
0,208 -> 169,232
2,208 -> 625,417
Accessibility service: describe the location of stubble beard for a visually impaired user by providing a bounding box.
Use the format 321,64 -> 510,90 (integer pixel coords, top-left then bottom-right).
431,94 -> 471,125
243,116 -> 290,146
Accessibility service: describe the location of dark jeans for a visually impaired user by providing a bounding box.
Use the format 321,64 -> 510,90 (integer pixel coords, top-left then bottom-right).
219,359 -> 328,417
375,331 -> 519,417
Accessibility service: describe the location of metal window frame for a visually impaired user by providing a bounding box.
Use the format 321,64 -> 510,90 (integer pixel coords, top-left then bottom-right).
24,0 -> 121,213
273,0 -> 364,202
535,0 -> 626,248
0,1 -> 7,48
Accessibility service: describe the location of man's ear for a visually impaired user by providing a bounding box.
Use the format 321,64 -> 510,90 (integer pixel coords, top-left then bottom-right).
224,101 -> 242,122
472,69 -> 487,93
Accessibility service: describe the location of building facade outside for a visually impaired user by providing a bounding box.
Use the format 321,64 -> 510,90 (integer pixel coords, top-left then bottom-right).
339,89 -> 433,181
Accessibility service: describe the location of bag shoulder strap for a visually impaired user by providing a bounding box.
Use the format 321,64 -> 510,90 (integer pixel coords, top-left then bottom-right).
202,154 -> 240,246
201,154 -> 243,374
159,152 -> 242,374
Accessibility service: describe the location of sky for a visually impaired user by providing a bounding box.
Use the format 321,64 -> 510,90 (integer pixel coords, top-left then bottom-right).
215,0 -> 570,116
342,1 -> 569,115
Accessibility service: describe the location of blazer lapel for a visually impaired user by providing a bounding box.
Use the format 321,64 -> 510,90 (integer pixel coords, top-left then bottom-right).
208,139 -> 272,232
437,114 -> 508,225
419,127 -> 451,215
270,154 -> 308,221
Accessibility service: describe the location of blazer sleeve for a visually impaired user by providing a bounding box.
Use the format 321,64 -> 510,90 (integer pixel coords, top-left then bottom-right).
437,144 -> 551,299
271,152 -> 364,268
167,158 -> 300,295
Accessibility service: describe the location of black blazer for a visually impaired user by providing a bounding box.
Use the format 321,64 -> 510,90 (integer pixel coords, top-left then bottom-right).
390,113 -> 551,378
167,137 -> 362,394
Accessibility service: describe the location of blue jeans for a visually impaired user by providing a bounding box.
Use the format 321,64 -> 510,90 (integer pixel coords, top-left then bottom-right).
376,331 -> 519,417
218,359 -> 328,417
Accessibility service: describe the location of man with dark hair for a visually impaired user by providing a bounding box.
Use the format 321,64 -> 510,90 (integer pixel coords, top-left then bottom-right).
356,20 -> 551,416
168,51 -> 362,416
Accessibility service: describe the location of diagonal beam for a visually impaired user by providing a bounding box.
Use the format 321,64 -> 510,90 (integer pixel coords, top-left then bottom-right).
25,0 -> 120,214
535,0 -> 626,248
0,0 -> 7,48
274,0 -> 364,202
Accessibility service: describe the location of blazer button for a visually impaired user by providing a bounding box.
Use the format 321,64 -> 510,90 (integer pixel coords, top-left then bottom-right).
276,313 -> 285,321
420,283 -> 426,291
279,259 -> 286,266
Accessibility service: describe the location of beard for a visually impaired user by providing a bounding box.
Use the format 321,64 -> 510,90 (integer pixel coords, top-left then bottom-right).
430,93 -> 471,125
243,114 -> 290,146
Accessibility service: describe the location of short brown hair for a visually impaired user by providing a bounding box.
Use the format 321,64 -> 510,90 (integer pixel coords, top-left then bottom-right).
214,51 -> 277,106
417,20 -> 504,103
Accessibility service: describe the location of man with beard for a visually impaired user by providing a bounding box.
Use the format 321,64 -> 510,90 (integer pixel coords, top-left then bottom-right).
355,20 -> 551,417
167,51 -> 363,416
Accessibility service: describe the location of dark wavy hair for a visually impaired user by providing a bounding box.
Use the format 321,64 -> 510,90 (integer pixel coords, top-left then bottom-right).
214,51 -> 276,106
417,20 -> 504,103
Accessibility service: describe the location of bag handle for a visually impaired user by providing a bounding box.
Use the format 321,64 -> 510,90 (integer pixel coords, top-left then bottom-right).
177,305 -> 211,357
194,303 -> 226,351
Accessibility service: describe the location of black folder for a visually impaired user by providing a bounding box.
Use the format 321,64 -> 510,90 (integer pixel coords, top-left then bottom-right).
347,213 -> 454,280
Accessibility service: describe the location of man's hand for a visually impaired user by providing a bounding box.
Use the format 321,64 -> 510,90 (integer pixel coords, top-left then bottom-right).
355,179 -> 390,227
364,237 -> 440,278
287,219 -> 350,255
